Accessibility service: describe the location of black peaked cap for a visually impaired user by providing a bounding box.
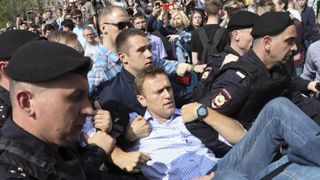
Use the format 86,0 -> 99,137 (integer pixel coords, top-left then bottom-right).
251,11 -> 294,38
6,40 -> 91,82
0,30 -> 42,60
227,11 -> 259,31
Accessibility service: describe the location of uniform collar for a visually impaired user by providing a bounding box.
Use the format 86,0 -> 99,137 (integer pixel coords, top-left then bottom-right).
247,50 -> 271,76
120,68 -> 136,83
0,85 -> 11,105
224,45 -> 241,57
1,118 -> 58,155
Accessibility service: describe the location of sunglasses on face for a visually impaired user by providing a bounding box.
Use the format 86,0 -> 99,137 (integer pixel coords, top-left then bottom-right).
73,16 -> 82,20
102,21 -> 133,30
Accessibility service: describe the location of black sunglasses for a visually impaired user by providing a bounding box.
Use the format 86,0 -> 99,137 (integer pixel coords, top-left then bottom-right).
73,15 -> 82,20
102,21 -> 132,30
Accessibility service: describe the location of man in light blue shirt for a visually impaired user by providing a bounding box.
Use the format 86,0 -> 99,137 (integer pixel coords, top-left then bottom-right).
129,68 -> 320,179
72,9 -> 96,48
301,40 -> 320,81
132,12 -> 168,60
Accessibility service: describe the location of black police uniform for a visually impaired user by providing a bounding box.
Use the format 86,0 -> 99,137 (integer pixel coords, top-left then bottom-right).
0,85 -> 11,128
0,40 -> 145,180
0,119 -> 108,180
193,45 -> 240,107
187,50 -> 291,157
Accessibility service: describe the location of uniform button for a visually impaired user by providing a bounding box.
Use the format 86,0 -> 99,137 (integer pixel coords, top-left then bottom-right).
20,173 -> 27,177
9,170 -> 16,174
2,115 -> 5,118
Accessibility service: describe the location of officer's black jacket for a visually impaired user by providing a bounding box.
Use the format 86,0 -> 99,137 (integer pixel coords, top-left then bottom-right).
0,85 -> 11,129
0,119 -> 108,179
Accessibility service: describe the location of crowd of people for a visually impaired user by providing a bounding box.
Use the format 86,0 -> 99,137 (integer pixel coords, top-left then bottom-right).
0,0 -> 320,179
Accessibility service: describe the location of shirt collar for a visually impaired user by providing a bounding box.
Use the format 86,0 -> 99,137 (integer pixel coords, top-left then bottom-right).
100,46 -> 119,63
144,109 -> 181,122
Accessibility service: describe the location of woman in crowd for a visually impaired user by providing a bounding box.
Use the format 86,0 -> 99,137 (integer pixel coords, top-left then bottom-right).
186,9 -> 205,32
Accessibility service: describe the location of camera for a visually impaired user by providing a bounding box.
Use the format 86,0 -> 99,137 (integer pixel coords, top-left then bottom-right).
162,3 -> 176,11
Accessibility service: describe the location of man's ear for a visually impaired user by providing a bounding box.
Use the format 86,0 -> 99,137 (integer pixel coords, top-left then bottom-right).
136,95 -> 147,107
100,24 -> 108,35
16,90 -> 35,117
118,51 -> 128,64
263,36 -> 272,52
0,61 -> 9,79
233,30 -> 240,41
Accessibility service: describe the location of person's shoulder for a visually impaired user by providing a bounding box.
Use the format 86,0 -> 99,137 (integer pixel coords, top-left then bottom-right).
309,40 -> 320,49
216,68 -> 249,84
98,75 -> 120,90
149,34 -> 162,42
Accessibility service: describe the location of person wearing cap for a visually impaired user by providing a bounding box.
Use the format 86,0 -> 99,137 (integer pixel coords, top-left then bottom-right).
185,11 -> 320,153
0,30 -> 41,128
194,10 -> 259,84
190,10 -> 259,156
0,40 -> 143,179
122,68 -> 320,179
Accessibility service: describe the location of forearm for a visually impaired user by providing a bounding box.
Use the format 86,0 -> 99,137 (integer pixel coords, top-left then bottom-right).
110,145 -> 125,164
192,52 -> 199,64
203,108 -> 246,144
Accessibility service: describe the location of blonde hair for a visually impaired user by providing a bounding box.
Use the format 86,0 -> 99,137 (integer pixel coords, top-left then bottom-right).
170,10 -> 190,29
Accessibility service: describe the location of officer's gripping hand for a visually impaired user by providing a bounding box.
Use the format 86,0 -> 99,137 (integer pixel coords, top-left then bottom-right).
93,109 -> 112,133
181,102 -> 202,123
87,131 -> 116,155
113,151 -> 151,173
125,115 -> 151,142
193,64 -> 207,73
308,80 -> 320,93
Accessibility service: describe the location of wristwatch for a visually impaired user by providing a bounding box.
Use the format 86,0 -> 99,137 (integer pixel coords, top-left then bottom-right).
197,105 -> 208,120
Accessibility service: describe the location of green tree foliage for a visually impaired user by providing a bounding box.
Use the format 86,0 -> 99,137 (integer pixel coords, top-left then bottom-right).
0,0 -> 38,29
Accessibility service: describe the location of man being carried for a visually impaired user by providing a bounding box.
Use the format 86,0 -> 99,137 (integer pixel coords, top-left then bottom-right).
128,68 -> 320,179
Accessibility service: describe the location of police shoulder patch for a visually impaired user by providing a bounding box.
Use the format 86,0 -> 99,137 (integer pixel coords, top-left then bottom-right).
211,89 -> 232,109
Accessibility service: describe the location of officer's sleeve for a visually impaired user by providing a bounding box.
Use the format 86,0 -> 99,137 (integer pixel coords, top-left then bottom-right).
199,69 -> 251,116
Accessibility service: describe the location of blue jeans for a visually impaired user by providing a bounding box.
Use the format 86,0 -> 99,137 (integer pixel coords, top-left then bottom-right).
215,97 -> 320,179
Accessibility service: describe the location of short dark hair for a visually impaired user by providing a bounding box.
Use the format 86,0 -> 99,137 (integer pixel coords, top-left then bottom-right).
132,12 -> 147,23
134,68 -> 168,95
71,9 -> 82,17
44,24 -> 56,32
61,19 -> 75,31
258,0 -> 276,11
205,0 -> 222,16
115,28 -> 147,54
277,0 -> 289,10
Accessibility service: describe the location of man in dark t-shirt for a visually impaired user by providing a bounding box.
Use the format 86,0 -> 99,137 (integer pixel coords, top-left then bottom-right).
191,0 -> 230,64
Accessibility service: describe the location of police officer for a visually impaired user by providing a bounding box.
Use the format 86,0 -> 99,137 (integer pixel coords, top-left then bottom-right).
194,11 -> 259,101
187,11 -> 320,155
0,40 -> 140,179
0,30 -> 41,128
